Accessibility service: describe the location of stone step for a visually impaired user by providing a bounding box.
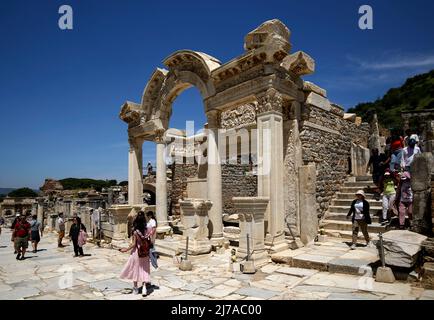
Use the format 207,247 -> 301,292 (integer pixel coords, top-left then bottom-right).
328,205 -> 382,214
340,186 -> 377,194
344,182 -> 377,188
334,192 -> 377,200
323,229 -> 380,241
355,176 -> 372,181
331,199 -> 382,207
324,212 -> 380,223
320,220 -> 386,233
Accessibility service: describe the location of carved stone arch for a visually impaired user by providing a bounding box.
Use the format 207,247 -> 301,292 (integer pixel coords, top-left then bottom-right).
141,68 -> 168,122
149,50 -> 221,129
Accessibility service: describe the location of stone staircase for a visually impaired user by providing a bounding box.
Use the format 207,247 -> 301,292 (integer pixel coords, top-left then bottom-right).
320,176 -> 385,240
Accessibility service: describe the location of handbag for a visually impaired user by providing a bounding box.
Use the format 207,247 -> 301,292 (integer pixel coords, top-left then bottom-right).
78,229 -> 88,247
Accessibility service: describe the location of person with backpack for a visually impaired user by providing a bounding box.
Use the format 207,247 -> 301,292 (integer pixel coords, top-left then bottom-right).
30,215 -> 42,253
119,212 -> 152,296
69,216 -> 87,257
13,213 -> 31,260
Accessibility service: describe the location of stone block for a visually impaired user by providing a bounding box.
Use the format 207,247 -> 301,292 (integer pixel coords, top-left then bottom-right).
291,254 -> 333,271
375,267 -> 396,283
270,248 -> 305,264
378,230 -> 427,268
305,92 -> 331,111
299,164 -> 318,245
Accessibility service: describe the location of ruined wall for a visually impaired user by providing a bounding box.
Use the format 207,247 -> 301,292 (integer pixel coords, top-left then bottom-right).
169,163 -> 197,217
222,164 -> 257,216
299,104 -> 370,217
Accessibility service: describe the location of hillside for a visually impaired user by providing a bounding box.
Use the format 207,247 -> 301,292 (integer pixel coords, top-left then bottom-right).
348,69 -> 434,129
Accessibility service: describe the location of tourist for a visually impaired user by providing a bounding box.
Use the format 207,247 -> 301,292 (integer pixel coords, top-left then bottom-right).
396,171 -> 413,229
366,148 -> 382,187
30,215 -> 42,253
119,212 -> 152,296
389,133 -> 404,174
145,211 -> 158,270
146,161 -> 153,176
69,216 -> 87,257
379,169 -> 397,225
13,213 -> 31,260
11,213 -> 20,254
57,213 -> 65,247
346,190 -> 372,250
401,138 -> 421,172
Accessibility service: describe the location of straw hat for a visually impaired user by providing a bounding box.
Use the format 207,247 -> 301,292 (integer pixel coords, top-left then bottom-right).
355,190 -> 365,198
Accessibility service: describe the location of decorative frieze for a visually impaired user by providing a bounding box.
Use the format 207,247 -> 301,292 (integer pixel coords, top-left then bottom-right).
220,102 -> 257,129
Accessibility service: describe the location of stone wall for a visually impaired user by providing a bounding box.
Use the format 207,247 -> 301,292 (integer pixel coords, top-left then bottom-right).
299,105 -> 370,217
169,163 -> 197,217
222,164 -> 257,216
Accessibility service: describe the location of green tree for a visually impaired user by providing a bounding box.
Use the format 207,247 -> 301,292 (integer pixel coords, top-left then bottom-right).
8,188 -> 38,198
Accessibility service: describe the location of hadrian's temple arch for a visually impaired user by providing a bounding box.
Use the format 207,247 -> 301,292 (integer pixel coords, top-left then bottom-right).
119,19 -> 370,252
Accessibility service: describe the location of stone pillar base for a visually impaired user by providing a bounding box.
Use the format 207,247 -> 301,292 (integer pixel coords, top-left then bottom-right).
178,239 -> 212,256
157,225 -> 172,236
237,249 -> 269,267
210,236 -> 225,248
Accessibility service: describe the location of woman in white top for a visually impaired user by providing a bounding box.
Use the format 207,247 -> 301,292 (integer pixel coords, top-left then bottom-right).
145,211 -> 157,244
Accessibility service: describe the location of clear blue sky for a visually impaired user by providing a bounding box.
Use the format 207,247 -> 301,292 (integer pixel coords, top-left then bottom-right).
1,0 -> 434,189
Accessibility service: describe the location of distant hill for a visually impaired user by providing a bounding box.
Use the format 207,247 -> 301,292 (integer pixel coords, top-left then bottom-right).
348,69 -> 434,130
0,188 -> 39,197
59,178 -> 118,191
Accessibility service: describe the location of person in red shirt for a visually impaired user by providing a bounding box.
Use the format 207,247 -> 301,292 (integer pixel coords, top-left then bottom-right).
13,214 -> 31,260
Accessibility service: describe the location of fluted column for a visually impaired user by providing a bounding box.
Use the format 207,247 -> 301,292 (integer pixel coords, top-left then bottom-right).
128,137 -> 143,206
206,110 -> 224,246
155,130 -> 171,234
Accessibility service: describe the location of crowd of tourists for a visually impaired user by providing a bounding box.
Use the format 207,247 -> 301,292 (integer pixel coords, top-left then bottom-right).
367,129 -> 421,227
348,129 -> 422,250
7,209 -> 96,260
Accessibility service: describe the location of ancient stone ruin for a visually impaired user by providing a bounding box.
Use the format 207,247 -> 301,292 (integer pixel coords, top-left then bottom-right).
117,19 -> 371,260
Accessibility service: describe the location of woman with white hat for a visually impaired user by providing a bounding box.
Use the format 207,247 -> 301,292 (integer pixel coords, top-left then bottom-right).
347,190 -> 372,250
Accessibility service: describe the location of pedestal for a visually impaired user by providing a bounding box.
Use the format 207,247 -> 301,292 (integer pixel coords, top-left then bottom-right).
178,199 -> 213,255
233,197 -> 269,267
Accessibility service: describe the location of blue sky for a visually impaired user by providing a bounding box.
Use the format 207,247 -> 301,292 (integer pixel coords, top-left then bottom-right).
1,0 -> 434,189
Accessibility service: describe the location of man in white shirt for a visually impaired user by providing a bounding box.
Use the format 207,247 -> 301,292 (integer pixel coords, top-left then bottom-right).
401,138 -> 421,171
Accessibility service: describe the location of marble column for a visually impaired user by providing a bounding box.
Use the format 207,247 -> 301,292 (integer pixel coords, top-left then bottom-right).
155,131 -> 171,234
256,89 -> 287,252
128,137 -> 144,206
206,110 -> 224,246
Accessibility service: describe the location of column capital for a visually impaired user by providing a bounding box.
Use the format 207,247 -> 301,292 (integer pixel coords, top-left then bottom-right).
154,128 -> 166,144
206,109 -> 221,128
256,88 -> 283,115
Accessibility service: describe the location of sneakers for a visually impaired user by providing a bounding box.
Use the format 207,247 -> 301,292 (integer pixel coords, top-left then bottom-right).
366,241 -> 374,248
133,287 -> 139,295
16,253 -> 21,260
350,244 -> 356,250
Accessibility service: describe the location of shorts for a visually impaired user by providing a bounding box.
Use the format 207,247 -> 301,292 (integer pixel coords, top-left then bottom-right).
31,231 -> 40,243
15,236 -> 29,250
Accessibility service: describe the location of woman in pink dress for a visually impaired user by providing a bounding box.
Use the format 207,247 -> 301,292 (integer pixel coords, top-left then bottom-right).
119,212 -> 152,296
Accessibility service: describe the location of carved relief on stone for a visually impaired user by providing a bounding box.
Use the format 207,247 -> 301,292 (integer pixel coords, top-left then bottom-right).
256,88 -> 283,115
281,51 -> 315,76
154,128 -> 166,144
220,102 -> 257,129
119,101 -> 143,125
